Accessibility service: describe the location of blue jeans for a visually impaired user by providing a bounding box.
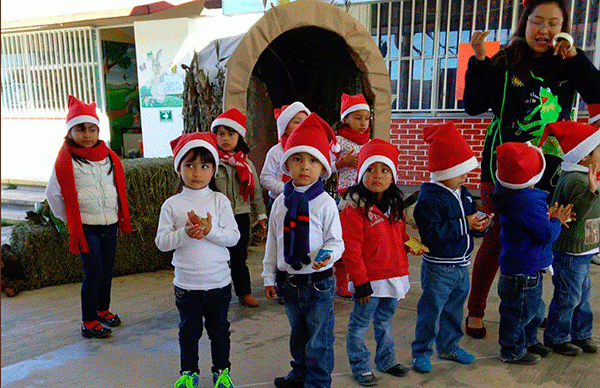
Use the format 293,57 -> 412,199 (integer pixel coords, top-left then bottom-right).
544,252 -> 594,345
281,275 -> 335,388
347,296 -> 398,376
411,261 -> 470,359
174,284 -> 232,375
79,224 -> 117,322
497,271 -> 544,361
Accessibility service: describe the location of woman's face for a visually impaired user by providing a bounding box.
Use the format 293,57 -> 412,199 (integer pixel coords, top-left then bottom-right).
525,2 -> 564,57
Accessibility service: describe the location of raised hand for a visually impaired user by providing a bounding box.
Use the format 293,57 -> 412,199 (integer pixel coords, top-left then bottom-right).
588,163 -> 599,193
471,31 -> 491,61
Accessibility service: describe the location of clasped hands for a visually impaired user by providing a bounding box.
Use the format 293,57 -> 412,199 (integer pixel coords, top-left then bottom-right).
185,210 -> 212,239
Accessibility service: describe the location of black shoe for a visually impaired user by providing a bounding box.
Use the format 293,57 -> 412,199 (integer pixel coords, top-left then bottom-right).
354,372 -> 378,387
274,376 -> 303,388
97,312 -> 122,327
571,338 -> 597,353
384,363 -> 409,377
548,342 -> 582,356
81,322 -> 111,338
465,318 -> 486,339
502,351 -> 540,365
527,343 -> 551,357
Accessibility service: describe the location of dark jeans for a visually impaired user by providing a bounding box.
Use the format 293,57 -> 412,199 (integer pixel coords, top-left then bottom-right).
174,284 -> 232,374
281,275 -> 335,388
498,271 -> 544,361
228,213 -> 251,297
79,223 -> 117,322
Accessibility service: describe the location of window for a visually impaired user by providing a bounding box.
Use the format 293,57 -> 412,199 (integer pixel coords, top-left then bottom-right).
1,28 -> 102,116
371,0 -> 598,114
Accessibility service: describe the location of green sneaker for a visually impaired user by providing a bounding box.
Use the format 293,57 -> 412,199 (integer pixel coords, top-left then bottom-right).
174,371 -> 200,388
213,368 -> 235,388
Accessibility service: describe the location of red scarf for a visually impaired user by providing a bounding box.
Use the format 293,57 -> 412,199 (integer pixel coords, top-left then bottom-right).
54,141 -> 132,254
337,125 -> 370,145
279,136 -> 291,183
218,150 -> 255,202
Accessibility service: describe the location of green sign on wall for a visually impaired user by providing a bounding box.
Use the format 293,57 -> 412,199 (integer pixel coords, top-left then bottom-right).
160,110 -> 172,122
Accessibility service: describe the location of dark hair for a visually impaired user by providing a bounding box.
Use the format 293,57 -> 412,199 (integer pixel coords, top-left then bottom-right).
64,125 -> 113,174
175,147 -> 218,193
215,125 -> 251,154
343,182 -> 405,223
493,0 -> 570,82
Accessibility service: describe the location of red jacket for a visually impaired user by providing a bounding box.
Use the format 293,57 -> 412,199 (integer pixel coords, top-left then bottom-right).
340,198 -> 410,296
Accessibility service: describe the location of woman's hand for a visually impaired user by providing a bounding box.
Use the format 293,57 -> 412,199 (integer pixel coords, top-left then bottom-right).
471,31 -> 491,61
553,36 -> 577,59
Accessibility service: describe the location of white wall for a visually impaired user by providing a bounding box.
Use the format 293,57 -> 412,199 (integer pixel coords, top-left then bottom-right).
134,18 -> 193,158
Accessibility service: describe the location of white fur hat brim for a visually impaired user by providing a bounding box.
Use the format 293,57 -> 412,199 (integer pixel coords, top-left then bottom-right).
277,102 -> 310,139
280,145 -> 331,179
67,115 -> 100,130
173,139 -> 220,176
341,104 -> 370,121
431,156 -> 478,182
563,128 -> 600,164
357,155 -> 397,184
211,118 -> 246,138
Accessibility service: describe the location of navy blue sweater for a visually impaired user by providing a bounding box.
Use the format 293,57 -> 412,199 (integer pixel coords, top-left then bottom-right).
492,185 -> 562,275
414,183 -> 484,265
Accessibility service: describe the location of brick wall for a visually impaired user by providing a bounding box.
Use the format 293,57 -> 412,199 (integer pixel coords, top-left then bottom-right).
390,116 -> 590,191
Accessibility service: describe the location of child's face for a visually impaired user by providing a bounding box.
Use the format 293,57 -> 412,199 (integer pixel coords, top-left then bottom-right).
215,126 -> 239,153
581,145 -> 600,168
343,110 -> 370,134
69,123 -> 99,148
179,151 -> 215,190
285,152 -> 326,187
441,173 -> 467,190
362,162 -> 393,199
284,112 -> 308,137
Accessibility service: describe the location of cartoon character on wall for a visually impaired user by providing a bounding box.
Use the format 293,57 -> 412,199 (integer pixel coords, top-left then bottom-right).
148,49 -> 167,104
139,49 -> 184,108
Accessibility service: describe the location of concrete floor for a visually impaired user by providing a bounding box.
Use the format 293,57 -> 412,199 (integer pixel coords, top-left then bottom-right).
2,228 -> 600,388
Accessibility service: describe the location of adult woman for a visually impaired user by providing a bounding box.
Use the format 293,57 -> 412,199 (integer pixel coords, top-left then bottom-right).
463,0 -> 600,338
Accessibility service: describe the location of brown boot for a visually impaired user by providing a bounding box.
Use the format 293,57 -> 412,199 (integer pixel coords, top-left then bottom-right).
239,294 -> 258,307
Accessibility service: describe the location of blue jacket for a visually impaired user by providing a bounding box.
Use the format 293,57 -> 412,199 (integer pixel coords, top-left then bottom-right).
492,185 -> 562,275
414,182 -> 483,265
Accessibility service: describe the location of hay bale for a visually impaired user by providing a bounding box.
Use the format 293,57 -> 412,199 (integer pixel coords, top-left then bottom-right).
10,157 -> 179,290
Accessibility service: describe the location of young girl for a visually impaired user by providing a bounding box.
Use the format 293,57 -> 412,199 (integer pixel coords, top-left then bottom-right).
211,108 -> 267,307
333,93 -> 372,298
260,102 -> 310,213
45,95 -> 132,339
339,139 -> 423,385
155,132 -> 240,388
463,0 -> 600,337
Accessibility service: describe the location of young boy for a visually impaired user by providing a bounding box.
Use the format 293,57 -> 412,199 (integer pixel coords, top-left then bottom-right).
262,113 -> 344,388
493,142 -> 572,365
411,122 -> 493,373
587,104 -> 600,265
540,121 -> 600,356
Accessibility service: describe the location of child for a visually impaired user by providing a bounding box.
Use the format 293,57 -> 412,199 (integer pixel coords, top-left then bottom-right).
340,139 -> 424,385
262,113 -> 344,388
155,132 -> 240,388
260,102 -> 311,212
333,93 -> 371,298
45,95 -> 132,339
540,121 -> 600,356
493,141 -> 572,365
587,104 -> 600,265
411,122 -> 493,373
211,108 -> 267,308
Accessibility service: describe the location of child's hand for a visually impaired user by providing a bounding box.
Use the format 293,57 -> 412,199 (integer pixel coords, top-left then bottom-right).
311,256 -> 330,270
188,210 -> 212,235
356,295 -> 370,305
200,212 -> 212,235
185,219 -> 205,240
467,212 -> 491,231
405,237 -> 429,255
258,218 -> 268,238
549,202 -> 575,228
338,153 -> 358,168
589,163 -> 599,193
264,286 -> 277,300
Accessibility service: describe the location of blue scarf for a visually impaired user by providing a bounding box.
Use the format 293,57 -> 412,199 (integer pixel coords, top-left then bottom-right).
283,179 -> 325,270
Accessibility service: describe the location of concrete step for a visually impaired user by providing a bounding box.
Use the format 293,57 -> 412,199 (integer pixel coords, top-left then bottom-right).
1,185 -> 46,207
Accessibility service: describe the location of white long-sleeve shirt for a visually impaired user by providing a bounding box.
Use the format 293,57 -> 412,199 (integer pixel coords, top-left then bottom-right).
260,143 -> 286,199
261,182 -> 345,287
155,186 -> 240,291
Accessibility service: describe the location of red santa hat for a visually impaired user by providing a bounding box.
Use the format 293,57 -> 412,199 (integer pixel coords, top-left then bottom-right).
340,93 -> 370,121
538,121 -> 600,164
66,95 -> 99,130
588,103 -> 600,125
274,102 -> 311,139
357,138 -> 400,183
423,122 -> 479,181
280,113 -> 338,178
211,108 -> 246,138
170,132 -> 220,175
496,142 -> 545,189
